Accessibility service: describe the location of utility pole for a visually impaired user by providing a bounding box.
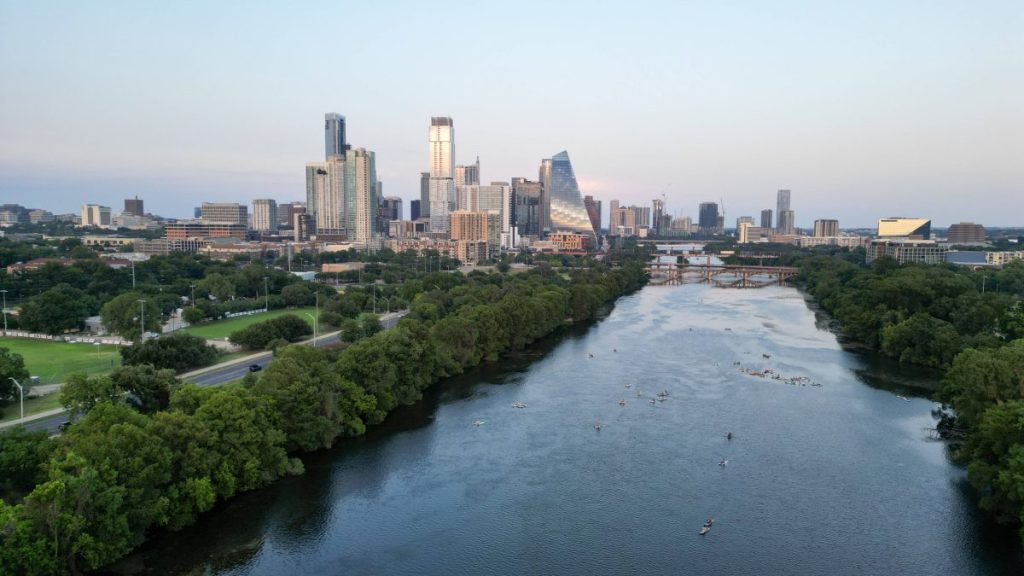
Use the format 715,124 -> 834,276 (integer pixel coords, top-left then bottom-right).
137,299 -> 146,340
190,283 -> 196,308
131,259 -> 136,289
9,378 -> 23,420
263,276 -> 269,311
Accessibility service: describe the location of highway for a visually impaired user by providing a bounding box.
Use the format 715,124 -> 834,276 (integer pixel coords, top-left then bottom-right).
15,311 -> 406,435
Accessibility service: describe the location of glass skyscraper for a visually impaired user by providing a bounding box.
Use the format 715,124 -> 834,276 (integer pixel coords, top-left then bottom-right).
545,151 -> 595,239
325,113 -> 348,158
428,117 -> 455,232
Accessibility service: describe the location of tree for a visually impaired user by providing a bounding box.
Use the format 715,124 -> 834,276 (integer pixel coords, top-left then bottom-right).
198,273 -> 235,301
959,400 -> 1024,527
281,283 -> 312,307
110,365 -> 180,413
0,427 -> 54,501
120,332 -> 218,372
16,284 -> 92,335
0,347 -> 31,404
60,373 -> 120,415
100,292 -> 161,341
936,341 -> 1024,430
182,307 -> 206,325
880,313 -> 963,368
228,314 -> 311,350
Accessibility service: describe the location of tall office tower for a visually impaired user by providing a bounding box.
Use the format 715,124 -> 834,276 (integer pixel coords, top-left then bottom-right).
277,203 -> 294,226
698,202 -> 720,235
652,198 -> 665,234
450,211 -> 489,241
123,196 -> 144,216
634,206 -> 651,231
584,195 -> 602,233
512,177 -> 542,237
813,219 -> 839,237
538,158 -> 553,233
344,148 -> 377,243
776,189 -> 791,230
545,151 -> 596,239
200,202 -> 248,225
760,209 -> 773,229
608,200 -> 620,232
81,204 -> 112,227
736,216 -> 755,232
419,172 -> 430,218
193,207 -> 202,218
778,210 -> 795,235
306,156 -> 346,235
947,222 -> 985,244
410,200 -> 421,221
478,182 -> 513,249
252,199 -> 279,232
428,117 -> 455,233
325,113 -> 348,157
293,213 -> 314,242
382,196 -> 403,220
455,157 -> 480,186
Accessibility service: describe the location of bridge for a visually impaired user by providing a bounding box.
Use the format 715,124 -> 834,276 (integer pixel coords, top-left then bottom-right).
645,261 -> 799,288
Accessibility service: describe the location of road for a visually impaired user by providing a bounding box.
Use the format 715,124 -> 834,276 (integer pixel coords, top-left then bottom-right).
15,311 -> 407,435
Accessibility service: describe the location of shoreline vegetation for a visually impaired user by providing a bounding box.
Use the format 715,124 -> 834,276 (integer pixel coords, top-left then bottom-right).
783,247 -> 1024,540
0,253 -> 648,575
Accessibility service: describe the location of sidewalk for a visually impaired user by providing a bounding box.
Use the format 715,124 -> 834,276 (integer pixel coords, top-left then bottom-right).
0,407 -> 66,431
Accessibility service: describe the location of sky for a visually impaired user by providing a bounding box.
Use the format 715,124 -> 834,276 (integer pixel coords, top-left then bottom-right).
1,0 -> 1022,228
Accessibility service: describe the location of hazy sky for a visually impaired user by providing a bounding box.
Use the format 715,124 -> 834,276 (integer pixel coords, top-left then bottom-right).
1,1 -> 1022,227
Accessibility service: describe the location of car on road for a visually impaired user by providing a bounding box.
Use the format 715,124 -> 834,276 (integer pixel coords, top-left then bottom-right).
248,364 -> 263,372
57,421 -> 72,433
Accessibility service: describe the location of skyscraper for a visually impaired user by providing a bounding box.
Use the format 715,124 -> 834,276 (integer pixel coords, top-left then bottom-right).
410,200 -> 421,221
123,196 -> 144,217
325,113 -> 348,158
813,219 -> 838,237
383,197 -> 403,221
776,189 -> 791,231
736,216 -> 755,232
538,158 -> 553,233
455,157 -> 480,187
760,209 -> 773,229
584,195 -> 602,233
698,202 -> 720,235
344,148 -> 377,243
652,198 -> 665,235
778,211 -> 795,235
428,117 -> 455,233
81,204 -> 112,227
252,199 -> 278,232
512,177 -> 542,237
306,156 -> 346,235
419,172 -> 430,219
545,151 -> 595,239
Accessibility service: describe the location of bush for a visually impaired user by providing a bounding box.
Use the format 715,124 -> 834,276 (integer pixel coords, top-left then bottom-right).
228,315 -> 312,350
120,332 -> 219,372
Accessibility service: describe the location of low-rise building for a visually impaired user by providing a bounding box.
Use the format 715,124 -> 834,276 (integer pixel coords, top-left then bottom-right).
797,236 -> 867,248
866,239 -> 948,265
548,232 -> 593,251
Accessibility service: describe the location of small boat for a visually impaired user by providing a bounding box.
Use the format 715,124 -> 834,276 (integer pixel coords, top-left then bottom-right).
719,459 -> 728,466
613,348 -> 617,353
511,402 -> 527,409
699,526 -> 710,535
473,419 -> 485,427
704,517 -> 714,527
595,419 -> 602,431
649,399 -> 656,405
618,399 -> 626,406
588,353 -> 593,358
658,397 -> 667,402
762,353 -> 771,359
726,432 -> 733,440
896,395 -> 910,402
625,383 -> 631,388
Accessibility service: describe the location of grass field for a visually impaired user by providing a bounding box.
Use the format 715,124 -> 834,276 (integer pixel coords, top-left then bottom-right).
0,392 -> 63,424
0,337 -> 122,384
183,307 -> 317,340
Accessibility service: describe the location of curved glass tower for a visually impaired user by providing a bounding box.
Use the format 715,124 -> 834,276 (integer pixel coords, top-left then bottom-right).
547,151 -> 596,238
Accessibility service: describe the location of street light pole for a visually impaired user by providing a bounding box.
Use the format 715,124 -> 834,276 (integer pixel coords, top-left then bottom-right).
137,299 -> 146,340
190,283 -> 196,308
263,276 -> 269,311
131,259 -> 136,289
9,378 -> 23,420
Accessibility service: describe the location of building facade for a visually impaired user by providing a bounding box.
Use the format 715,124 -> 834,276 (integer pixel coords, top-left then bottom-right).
325,113 -> 348,157
200,203 -> 247,226
760,209 -> 773,230
428,117 -> 455,233
81,204 -> 112,227
947,222 -> 985,244
813,219 -> 838,237
123,197 -> 144,216
252,199 -> 278,232
866,239 -> 947,264
877,218 -> 931,239
584,195 -> 602,233
776,189 -> 791,231
698,202 -> 720,235
513,178 -> 543,237
545,151 -> 596,239
410,200 -> 421,221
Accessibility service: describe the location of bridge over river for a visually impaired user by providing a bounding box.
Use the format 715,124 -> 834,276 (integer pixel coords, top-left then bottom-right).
645,260 -> 799,288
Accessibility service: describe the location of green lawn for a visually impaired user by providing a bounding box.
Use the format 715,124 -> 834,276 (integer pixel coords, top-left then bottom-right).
0,337 -> 122,384
182,307 -> 317,340
0,392 -> 63,424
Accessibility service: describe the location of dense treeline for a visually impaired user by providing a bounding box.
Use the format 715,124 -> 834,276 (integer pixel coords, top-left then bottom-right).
120,333 -> 219,373
795,251 -> 1024,540
0,258 -> 647,574
228,315 -> 312,350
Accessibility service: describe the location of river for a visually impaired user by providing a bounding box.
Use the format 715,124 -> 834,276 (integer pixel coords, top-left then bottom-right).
106,285 -> 1024,575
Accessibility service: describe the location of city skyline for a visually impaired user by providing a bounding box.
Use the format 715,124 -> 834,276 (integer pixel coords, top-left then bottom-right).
1,1 -> 1021,226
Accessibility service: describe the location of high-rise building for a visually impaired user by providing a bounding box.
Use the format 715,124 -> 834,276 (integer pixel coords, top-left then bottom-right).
325,113 -> 348,158
584,196 -> 602,233
544,151 -> 595,239
123,196 -> 144,217
736,216 -> 755,232
419,172 -> 430,219
513,178 -> 542,237
760,209 -> 773,230
776,189 -> 791,230
306,157 -> 345,235
200,202 -> 247,226
81,204 -> 112,227
383,196 -> 403,221
878,218 -> 931,240
698,202 -> 720,235
455,157 -> 480,187
294,213 -> 314,242
345,148 -> 378,243
428,117 -> 455,233
539,158 -> 553,233
450,211 -> 488,241
652,199 -> 665,235
813,219 -> 839,237
778,210 -> 795,235
410,200 -> 421,221
947,222 -> 985,244
28,209 -> 54,224
252,199 -> 278,232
